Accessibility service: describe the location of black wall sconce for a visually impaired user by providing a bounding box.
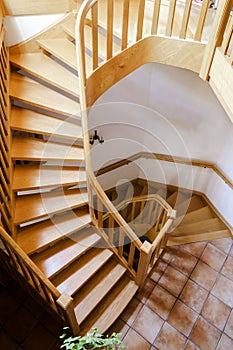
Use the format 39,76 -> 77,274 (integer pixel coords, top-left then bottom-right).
89,130 -> 104,145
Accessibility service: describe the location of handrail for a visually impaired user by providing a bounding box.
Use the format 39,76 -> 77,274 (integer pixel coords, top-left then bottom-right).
0,224 -> 80,334
75,0 -> 231,286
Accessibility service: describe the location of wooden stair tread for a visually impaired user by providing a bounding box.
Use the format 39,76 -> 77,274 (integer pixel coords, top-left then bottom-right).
81,275 -> 138,334
10,73 -> 80,118
168,229 -> 231,246
11,107 -> 82,141
16,208 -> 91,254
61,17 -> 76,39
74,260 -> 126,324
13,165 -> 86,191
14,188 -> 88,225
37,38 -> 78,70
32,228 -> 101,279
53,248 -> 113,296
171,217 -> 227,236
175,195 -> 205,216
173,206 -> 214,227
12,137 -> 84,162
10,53 -> 79,98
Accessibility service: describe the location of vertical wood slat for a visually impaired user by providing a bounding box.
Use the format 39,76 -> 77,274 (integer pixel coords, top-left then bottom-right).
179,0 -> 192,39
128,243 -> 135,268
166,0 -> 177,37
91,3 -> 99,70
194,0 -> 209,41
151,0 -> 161,35
137,0 -> 145,41
108,214 -> 114,244
118,228 -> 124,256
97,196 -> 103,228
122,0 -> 130,50
221,15 -> 233,55
130,201 -> 136,221
107,0 -> 114,59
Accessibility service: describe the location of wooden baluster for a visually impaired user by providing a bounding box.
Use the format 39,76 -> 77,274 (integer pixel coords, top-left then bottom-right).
151,0 -> 161,35
136,240 -> 152,287
128,243 -> 136,269
97,196 -> 103,229
179,0 -> 192,39
107,0 -> 114,59
221,15 -> 233,55
122,0 -> 130,50
118,227 -> 124,257
194,0 -> 209,41
108,214 -> 114,245
91,2 -> 99,70
130,201 -> 136,222
137,0 -> 145,41
166,0 -> 177,37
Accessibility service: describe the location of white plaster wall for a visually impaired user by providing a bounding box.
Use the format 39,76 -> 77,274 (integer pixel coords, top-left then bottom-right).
4,14 -> 64,46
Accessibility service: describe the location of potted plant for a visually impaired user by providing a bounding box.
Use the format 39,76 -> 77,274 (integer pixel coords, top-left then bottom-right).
60,327 -> 125,350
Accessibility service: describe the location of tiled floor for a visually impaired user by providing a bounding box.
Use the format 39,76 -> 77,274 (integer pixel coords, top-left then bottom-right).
0,237 -> 233,350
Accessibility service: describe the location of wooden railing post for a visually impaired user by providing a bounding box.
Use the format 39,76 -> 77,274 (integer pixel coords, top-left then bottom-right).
199,0 -> 233,80
135,241 -> 152,287
57,293 -> 80,335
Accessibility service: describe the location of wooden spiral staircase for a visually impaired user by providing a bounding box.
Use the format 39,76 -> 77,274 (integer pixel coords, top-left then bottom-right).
0,0 -> 232,336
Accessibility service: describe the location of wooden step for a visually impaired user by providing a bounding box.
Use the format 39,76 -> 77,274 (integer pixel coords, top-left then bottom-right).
32,228 -> 101,279
14,188 -> 88,225
12,137 -> 84,162
173,206 -> 214,227
11,107 -> 82,141
61,17 -> 76,39
175,195 -> 205,216
53,248 -> 113,296
168,229 -> 231,246
10,53 -> 80,98
13,165 -> 86,191
81,275 -> 138,334
16,208 -> 91,254
74,260 -> 126,324
171,217 -> 227,236
37,38 -> 93,75
10,73 -> 80,118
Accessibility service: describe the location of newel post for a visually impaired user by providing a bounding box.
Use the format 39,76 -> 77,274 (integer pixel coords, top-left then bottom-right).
135,241 -> 152,288
57,293 -> 80,335
199,0 -> 233,80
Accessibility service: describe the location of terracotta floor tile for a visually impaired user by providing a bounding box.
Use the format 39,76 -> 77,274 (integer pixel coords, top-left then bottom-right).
221,256 -> 233,281
181,241 -> 207,258
158,265 -> 188,297
217,333 -> 233,350
184,340 -> 201,349
180,279 -> 208,313
170,247 -> 198,277
121,328 -> 151,350
190,317 -> 221,350
0,331 -> 19,350
106,318 -> 129,340
136,277 -> 155,304
120,297 -> 143,326
21,324 -> 57,350
161,246 -> 179,264
201,294 -> 231,331
210,238 -> 232,254
0,289 -> 20,324
24,296 -> 47,320
150,259 -> 168,283
154,322 -> 187,350
168,300 -> 198,336
191,260 -> 218,291
38,312 -> 63,337
230,245 -> 233,257
212,275 -> 233,307
133,305 -> 164,343
4,306 -> 38,343
200,243 -> 227,271
146,285 -> 176,319
224,309 -> 233,339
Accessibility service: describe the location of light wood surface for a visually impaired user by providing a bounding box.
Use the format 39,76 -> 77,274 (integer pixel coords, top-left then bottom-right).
11,107 -> 83,140
10,73 -> 81,118
10,53 -> 80,98
12,137 -> 84,162
14,189 -> 88,225
13,165 -> 86,191
16,209 -> 91,254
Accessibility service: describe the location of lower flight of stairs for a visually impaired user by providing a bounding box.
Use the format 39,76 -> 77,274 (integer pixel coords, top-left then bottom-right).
105,178 -> 232,246
9,15 -> 138,335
